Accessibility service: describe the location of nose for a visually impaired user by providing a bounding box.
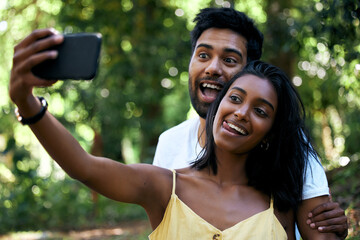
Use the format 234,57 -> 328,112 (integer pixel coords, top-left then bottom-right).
234,105 -> 250,122
205,57 -> 222,77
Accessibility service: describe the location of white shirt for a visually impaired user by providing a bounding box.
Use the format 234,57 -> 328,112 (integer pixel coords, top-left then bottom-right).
153,117 -> 329,200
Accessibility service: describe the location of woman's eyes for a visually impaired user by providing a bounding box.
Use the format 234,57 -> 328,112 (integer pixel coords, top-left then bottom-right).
255,108 -> 268,117
229,95 -> 241,102
229,95 -> 269,118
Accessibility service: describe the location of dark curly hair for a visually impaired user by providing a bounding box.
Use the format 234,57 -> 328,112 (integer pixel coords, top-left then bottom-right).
190,7 -> 264,62
192,60 -> 316,212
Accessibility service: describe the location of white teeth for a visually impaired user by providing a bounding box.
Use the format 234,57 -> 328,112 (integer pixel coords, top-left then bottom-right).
202,83 -> 221,90
228,123 -> 247,135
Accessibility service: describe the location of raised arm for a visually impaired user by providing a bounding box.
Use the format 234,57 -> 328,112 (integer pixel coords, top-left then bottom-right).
9,29 -> 170,209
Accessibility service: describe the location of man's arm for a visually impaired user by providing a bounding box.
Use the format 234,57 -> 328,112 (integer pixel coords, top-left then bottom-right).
297,196 -> 341,239
303,152 -> 348,238
307,199 -> 348,239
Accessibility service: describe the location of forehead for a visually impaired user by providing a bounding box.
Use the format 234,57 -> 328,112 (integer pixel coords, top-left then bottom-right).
230,74 -> 278,106
196,28 -> 247,56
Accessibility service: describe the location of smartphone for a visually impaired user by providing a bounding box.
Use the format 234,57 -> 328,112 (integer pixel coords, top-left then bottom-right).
31,33 -> 102,80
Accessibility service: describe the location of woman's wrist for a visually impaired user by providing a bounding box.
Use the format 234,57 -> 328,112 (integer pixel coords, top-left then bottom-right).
14,95 -> 47,124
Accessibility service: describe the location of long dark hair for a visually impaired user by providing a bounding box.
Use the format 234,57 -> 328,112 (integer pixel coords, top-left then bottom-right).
191,60 -> 316,212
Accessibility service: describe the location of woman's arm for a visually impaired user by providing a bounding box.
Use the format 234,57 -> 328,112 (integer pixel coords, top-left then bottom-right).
9,28 -> 171,209
297,196 -> 340,239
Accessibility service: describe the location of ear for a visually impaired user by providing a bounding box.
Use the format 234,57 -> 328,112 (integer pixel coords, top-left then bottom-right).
260,132 -> 275,151
260,138 -> 270,151
265,131 -> 275,143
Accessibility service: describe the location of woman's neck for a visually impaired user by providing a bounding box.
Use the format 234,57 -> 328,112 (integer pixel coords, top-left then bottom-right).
211,147 -> 249,186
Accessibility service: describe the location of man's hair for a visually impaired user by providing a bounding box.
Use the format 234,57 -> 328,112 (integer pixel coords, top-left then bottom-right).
190,7 -> 264,62
192,60 -> 316,212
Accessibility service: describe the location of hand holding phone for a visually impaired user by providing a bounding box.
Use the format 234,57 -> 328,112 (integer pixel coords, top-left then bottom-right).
31,33 -> 102,80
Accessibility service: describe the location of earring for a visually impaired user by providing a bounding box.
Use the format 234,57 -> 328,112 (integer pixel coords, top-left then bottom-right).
260,140 -> 269,151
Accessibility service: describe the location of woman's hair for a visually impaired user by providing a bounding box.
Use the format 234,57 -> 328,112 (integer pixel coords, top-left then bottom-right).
191,60 -> 316,212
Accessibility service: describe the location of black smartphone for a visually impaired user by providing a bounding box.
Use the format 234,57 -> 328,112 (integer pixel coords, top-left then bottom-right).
31,33 -> 102,80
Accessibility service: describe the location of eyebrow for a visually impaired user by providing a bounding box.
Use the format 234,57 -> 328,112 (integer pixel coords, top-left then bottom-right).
231,86 -> 275,111
224,48 -> 243,61
196,43 -> 243,61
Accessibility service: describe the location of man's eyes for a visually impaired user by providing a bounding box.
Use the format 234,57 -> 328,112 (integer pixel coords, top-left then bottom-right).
197,53 -> 237,64
199,53 -> 209,58
224,58 -> 237,64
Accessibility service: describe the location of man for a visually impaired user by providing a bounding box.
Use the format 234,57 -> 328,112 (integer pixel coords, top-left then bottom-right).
153,7 -> 348,239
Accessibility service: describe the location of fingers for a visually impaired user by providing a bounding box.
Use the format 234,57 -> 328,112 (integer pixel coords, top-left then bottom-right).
306,201 -> 348,238
308,222 -> 348,239
16,50 -> 58,74
308,215 -> 348,228
10,29 -> 62,104
12,29 -> 63,80
308,202 -> 340,219
312,221 -> 348,239
14,28 -> 58,50
307,202 -> 345,224
13,32 -> 64,66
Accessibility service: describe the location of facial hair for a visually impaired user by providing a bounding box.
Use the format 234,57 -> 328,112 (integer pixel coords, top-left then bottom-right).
188,75 -> 224,119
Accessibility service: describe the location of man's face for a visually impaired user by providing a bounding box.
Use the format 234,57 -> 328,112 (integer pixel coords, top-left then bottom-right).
188,28 -> 248,118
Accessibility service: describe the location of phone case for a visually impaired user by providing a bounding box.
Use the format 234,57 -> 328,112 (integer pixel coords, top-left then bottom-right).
32,33 -> 102,80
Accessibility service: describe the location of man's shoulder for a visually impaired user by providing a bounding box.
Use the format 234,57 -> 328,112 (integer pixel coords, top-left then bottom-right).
153,117 -> 201,168
159,117 -> 200,139
302,154 -> 329,199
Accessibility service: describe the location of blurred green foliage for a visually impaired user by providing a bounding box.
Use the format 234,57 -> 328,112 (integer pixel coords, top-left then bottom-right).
290,0 -> 360,169
0,0 -> 359,236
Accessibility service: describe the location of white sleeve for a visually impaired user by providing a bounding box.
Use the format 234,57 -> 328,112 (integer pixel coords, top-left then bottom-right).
152,118 -> 201,170
152,148 -> 160,166
153,134 -> 165,167
302,153 -> 329,200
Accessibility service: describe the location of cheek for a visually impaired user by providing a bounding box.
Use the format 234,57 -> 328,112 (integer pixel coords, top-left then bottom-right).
189,57 -> 202,72
224,67 -> 244,82
212,103 -> 227,137
212,114 -> 221,138
253,118 -> 274,139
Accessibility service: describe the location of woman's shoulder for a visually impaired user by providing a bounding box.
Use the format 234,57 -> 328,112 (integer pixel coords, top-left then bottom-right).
131,164 -> 174,197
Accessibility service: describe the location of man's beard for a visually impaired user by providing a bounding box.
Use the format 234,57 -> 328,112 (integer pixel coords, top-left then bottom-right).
188,76 -> 213,119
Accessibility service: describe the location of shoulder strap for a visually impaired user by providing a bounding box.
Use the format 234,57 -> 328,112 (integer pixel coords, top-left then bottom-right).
270,195 -> 274,209
171,169 -> 176,195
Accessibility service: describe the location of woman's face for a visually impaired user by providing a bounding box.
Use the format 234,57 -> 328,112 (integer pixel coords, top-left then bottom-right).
213,74 -> 278,155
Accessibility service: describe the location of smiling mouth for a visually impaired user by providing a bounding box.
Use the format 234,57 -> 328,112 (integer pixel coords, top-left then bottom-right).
227,122 -> 248,136
200,82 -> 222,101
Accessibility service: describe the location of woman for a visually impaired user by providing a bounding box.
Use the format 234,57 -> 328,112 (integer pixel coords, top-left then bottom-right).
9,29 -> 337,239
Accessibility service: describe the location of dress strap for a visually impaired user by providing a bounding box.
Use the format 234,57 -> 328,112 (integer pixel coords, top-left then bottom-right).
171,169 -> 176,195
270,195 -> 274,209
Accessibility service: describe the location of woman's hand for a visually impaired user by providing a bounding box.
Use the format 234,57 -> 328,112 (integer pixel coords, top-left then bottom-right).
9,28 -> 63,109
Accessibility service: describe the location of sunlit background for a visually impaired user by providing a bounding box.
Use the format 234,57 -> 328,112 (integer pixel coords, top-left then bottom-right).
0,0 -> 359,238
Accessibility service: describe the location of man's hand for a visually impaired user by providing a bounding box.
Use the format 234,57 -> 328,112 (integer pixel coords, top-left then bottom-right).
307,201 -> 348,239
